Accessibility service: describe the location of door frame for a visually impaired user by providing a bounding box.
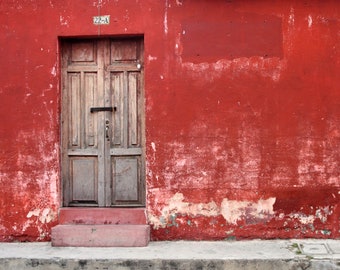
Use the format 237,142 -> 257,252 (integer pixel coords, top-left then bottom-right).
59,36 -> 146,208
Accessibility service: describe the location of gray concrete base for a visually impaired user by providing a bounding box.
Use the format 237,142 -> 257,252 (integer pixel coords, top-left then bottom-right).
0,239 -> 339,270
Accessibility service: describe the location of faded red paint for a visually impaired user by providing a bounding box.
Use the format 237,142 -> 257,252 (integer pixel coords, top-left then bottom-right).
0,0 -> 339,241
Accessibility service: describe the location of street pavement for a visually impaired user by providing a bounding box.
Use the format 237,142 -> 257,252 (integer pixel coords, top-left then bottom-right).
0,239 -> 339,269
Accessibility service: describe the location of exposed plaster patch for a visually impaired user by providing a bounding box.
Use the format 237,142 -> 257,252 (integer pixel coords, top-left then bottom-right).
27,208 -> 56,225
39,208 -> 56,224
221,197 -> 276,225
147,55 -> 157,62
27,209 -> 40,218
148,193 -> 276,229
288,7 -> 295,26
50,65 -> 56,77
164,0 -> 169,35
288,206 -> 332,226
149,193 -> 219,229
151,142 -> 156,152
308,15 -> 313,28
59,15 -> 69,26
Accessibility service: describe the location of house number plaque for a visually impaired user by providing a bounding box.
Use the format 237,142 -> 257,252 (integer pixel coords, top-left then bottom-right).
93,15 -> 110,25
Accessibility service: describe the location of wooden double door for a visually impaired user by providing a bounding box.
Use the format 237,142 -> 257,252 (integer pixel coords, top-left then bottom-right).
61,38 -> 145,207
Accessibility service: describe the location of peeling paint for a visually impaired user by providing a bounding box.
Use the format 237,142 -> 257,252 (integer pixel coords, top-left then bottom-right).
181,57 -> 286,82
163,0 -> 168,35
27,209 -> 40,218
307,15 -> 313,28
151,142 -> 156,152
221,198 -> 276,225
149,193 -> 276,229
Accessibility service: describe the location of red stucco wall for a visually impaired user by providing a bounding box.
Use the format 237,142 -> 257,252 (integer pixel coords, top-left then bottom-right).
0,0 -> 339,241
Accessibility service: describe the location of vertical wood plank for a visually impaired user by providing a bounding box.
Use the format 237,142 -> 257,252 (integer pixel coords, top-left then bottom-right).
96,39 -> 106,207
62,43 -> 71,206
84,73 -> 97,147
103,39 -> 112,207
128,72 -> 138,146
70,73 -> 81,147
123,71 -> 129,149
111,72 -> 124,146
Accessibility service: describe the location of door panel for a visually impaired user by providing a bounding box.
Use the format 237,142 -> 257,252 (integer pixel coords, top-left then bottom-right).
111,40 -> 138,63
113,157 -> 139,203
71,158 -> 98,203
62,37 -> 144,207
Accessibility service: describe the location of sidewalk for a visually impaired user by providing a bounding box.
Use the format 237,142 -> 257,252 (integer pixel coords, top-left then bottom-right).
0,239 -> 339,270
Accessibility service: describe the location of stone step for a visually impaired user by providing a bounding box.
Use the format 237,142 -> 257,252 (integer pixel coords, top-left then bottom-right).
58,207 -> 147,225
51,224 -> 150,247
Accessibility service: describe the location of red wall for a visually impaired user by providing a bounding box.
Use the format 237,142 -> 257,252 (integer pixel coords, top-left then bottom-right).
0,0 -> 339,241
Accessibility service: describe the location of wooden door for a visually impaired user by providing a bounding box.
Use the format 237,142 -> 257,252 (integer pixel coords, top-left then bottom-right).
61,38 -> 145,207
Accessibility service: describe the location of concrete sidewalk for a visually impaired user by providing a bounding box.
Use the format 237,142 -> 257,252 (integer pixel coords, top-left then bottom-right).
0,239 -> 339,270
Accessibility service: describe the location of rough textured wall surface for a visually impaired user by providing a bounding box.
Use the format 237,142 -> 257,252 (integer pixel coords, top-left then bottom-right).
0,0 -> 339,241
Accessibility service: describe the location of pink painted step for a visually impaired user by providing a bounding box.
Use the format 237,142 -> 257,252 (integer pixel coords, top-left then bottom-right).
51,208 -> 150,247
59,208 -> 147,225
52,224 -> 150,247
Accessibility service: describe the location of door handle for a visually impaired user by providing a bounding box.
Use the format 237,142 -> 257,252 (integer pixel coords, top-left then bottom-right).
105,125 -> 110,140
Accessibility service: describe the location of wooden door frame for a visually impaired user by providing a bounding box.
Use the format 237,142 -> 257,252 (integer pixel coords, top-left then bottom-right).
59,36 -> 146,208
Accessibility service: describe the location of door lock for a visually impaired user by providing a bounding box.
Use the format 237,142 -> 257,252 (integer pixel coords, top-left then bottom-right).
105,125 -> 110,140
105,120 -> 110,140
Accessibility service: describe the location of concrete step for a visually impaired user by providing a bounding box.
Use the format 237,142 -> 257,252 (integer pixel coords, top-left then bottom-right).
58,207 -> 147,225
51,224 -> 150,247
51,208 -> 150,247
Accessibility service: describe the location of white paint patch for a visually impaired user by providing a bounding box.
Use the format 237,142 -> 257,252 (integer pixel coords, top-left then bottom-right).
59,15 -> 69,26
149,193 -> 220,229
39,208 -> 56,224
27,209 -> 40,218
288,206 -> 332,227
221,197 -> 276,225
148,193 -> 276,229
289,7 -> 295,26
164,0 -> 169,35
148,55 -> 158,62
50,65 -> 56,77
290,213 -> 315,224
308,15 -> 313,28
151,142 -> 156,152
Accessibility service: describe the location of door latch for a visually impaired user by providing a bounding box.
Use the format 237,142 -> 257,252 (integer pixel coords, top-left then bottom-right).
90,107 -> 113,113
